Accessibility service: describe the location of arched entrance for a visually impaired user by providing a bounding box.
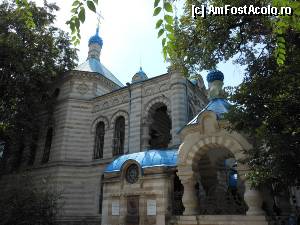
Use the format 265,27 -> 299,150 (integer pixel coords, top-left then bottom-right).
194,147 -> 247,214
177,131 -> 265,217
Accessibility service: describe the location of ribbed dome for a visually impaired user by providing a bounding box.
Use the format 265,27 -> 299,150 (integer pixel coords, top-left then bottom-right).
88,27 -> 103,47
207,69 -> 224,83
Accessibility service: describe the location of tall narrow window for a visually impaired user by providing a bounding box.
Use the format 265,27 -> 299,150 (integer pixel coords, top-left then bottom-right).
42,127 -> 53,163
113,116 -> 125,156
94,122 -> 105,159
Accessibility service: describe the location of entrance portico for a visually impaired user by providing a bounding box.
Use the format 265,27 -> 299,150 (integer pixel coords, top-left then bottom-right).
176,70 -> 267,225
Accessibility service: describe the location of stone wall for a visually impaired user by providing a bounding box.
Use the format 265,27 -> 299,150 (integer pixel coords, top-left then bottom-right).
1,70 -> 207,224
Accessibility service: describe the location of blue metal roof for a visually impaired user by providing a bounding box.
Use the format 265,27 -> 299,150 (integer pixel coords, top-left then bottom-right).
75,58 -> 123,87
187,98 -> 231,125
207,69 -> 224,83
88,28 -> 103,47
104,149 -> 178,173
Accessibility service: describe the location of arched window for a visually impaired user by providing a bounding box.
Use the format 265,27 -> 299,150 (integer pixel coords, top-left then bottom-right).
42,127 -> 53,163
149,105 -> 171,149
113,116 -> 125,156
94,122 -> 105,159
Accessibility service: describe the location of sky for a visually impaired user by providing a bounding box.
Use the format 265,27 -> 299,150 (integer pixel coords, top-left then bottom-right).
35,0 -> 245,87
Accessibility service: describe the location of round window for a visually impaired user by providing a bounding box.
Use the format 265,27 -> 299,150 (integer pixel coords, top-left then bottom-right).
125,164 -> 139,184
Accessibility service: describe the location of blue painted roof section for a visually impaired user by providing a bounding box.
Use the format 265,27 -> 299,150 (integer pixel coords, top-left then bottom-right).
75,58 -> 123,87
88,28 -> 103,47
207,69 -> 224,83
104,149 -> 178,173
187,98 -> 231,125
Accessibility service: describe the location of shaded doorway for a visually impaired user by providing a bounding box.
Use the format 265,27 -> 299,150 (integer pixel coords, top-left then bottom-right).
126,196 -> 139,225
173,173 -> 184,215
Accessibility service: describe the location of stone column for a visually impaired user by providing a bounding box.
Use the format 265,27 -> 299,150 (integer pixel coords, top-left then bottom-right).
238,164 -> 265,216
244,181 -> 265,215
181,176 -> 199,215
128,84 -> 142,153
170,70 -> 187,146
141,120 -> 151,150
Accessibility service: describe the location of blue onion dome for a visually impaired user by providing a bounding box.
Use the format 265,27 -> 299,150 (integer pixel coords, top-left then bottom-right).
132,67 -> 148,83
206,69 -> 224,83
88,27 -> 103,47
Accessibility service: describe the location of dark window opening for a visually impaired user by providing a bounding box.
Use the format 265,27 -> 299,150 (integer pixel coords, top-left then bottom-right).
173,173 -> 184,215
149,106 -> 171,149
113,116 -> 125,156
94,122 -> 105,159
41,127 -> 53,164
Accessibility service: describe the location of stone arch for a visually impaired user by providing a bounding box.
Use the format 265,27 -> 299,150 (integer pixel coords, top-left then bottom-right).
143,96 -> 171,121
178,135 -> 248,181
142,96 -> 172,149
177,133 -> 251,215
91,116 -> 109,134
110,110 -> 129,129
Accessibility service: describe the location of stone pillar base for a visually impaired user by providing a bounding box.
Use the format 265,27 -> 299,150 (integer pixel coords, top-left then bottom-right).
175,215 -> 268,225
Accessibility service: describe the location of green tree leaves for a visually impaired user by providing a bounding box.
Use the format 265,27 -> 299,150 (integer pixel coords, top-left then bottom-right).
272,0 -> 300,66
171,0 -> 300,188
66,0 -> 98,45
15,0 -> 35,29
156,19 -> 163,28
78,7 -> 85,23
0,1 -> 77,168
87,0 -> 96,12
164,2 -> 173,12
153,7 -> 162,16
153,0 -> 174,60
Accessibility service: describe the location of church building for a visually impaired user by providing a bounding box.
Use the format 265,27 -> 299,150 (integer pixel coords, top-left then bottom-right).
3,27 -> 297,225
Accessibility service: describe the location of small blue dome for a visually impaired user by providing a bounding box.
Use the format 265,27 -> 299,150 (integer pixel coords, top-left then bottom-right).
132,67 -> 148,83
88,27 -> 103,47
207,69 -> 224,82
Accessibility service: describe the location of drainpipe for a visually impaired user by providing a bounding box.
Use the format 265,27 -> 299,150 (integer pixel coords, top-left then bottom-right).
126,82 -> 131,154
185,79 -> 189,123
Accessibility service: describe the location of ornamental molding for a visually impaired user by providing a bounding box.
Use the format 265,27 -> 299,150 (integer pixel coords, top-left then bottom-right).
92,93 -> 129,113
60,70 -> 120,91
76,82 -> 89,95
